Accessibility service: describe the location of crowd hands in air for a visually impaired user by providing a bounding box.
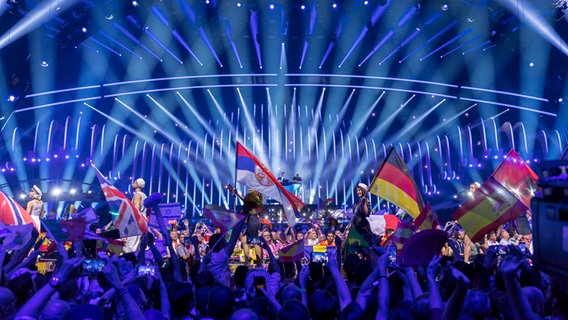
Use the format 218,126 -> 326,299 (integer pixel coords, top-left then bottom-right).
1,212 -> 567,320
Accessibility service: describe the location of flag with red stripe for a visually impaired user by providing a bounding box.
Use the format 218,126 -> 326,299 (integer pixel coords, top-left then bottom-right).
236,142 -> 305,226
278,239 -> 305,263
90,161 -> 147,237
413,202 -> 440,230
452,177 -> 528,243
491,149 -> 539,210
203,205 -> 245,234
368,147 -> 424,218
0,190 -> 36,229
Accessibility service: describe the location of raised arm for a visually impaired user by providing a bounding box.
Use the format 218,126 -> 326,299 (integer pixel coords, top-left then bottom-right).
426,255 -> 444,320
441,266 -> 470,320
500,250 -> 535,320
326,249 -> 352,311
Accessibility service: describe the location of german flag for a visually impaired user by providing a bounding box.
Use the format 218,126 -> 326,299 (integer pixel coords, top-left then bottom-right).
452,177 -> 528,243
491,149 -> 539,210
369,147 -> 424,218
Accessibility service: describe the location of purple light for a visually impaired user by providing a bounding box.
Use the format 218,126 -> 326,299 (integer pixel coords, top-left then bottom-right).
10,168 -> 14,172
1,169 -> 5,173
477,164 -> 482,168
23,157 -> 27,161
46,158 -> 50,162
54,154 -> 58,158
66,155 -> 70,159
81,163 -> 86,167
31,158 -> 36,162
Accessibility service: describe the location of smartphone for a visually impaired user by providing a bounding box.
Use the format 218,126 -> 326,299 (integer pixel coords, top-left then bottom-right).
310,251 -> 328,263
253,276 -> 266,296
387,246 -> 397,265
518,242 -> 526,254
82,259 -> 106,274
136,264 -> 157,277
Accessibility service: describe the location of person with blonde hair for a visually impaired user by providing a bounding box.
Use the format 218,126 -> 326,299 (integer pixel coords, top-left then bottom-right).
27,185 -> 44,232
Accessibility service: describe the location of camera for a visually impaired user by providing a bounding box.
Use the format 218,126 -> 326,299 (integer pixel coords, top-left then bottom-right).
136,264 -> 157,277
310,251 -> 328,263
82,259 -> 106,274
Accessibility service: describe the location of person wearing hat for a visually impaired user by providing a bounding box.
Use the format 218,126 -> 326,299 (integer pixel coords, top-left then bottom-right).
26,185 -> 44,232
240,190 -> 264,265
123,178 -> 147,256
351,183 -> 373,244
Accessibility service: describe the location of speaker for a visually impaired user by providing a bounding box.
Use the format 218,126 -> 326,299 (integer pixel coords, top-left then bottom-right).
531,197 -> 568,277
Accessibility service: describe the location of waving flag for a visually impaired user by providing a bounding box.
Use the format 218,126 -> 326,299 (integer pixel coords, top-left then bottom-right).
278,239 -> 305,262
0,190 -> 36,229
368,147 -> 424,218
0,222 -> 34,250
491,149 -> 539,210
203,205 -> 245,234
42,218 -> 87,241
413,202 -> 441,230
90,161 -> 147,237
452,177 -> 528,242
235,142 -> 305,226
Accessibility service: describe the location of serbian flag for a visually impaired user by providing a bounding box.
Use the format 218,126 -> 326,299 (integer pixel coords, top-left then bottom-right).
42,218 -> 87,241
235,142 -> 305,226
203,205 -> 245,234
278,239 -> 305,262
0,190 -> 36,228
413,202 -> 441,230
368,147 -> 424,218
452,177 -> 528,242
491,149 -> 539,210
90,161 -> 147,237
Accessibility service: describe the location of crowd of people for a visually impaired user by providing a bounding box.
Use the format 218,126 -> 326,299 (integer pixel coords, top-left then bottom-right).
1,182 -> 567,320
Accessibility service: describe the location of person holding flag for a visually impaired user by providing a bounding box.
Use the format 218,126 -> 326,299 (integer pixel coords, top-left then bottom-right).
122,178 -> 147,257
352,183 -> 374,245
240,190 -> 264,265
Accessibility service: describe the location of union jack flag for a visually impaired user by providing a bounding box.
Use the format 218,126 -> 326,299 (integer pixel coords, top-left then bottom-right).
0,190 -> 36,229
90,161 -> 147,237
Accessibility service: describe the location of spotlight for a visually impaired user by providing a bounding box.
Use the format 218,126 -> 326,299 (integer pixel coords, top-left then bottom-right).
300,4 -> 305,9
332,3 -> 337,8
364,0 -> 368,4
41,60 -> 49,68
8,95 -> 16,102
20,193 -> 26,200
441,4 -> 448,11
132,0 -> 139,7
529,62 -> 534,67
269,3 -> 274,9
52,188 -> 62,196
70,188 -> 77,194
559,98 -> 564,103
236,2 -> 241,7
81,27 -> 87,33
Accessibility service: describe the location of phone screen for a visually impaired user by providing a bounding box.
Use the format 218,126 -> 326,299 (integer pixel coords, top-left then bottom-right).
82,259 -> 106,274
136,264 -> 157,277
387,246 -> 397,265
310,251 -> 328,263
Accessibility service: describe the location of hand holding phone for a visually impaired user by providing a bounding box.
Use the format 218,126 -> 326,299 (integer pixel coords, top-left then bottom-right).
310,251 -> 328,263
136,264 -> 157,277
253,276 -> 266,296
82,259 -> 106,275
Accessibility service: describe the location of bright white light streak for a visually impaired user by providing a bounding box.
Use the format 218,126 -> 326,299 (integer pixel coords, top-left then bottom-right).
280,42 -> 285,70
285,83 -> 458,99
104,83 -> 277,98
460,85 -> 548,102
147,94 -> 203,142
495,0 -> 568,56
14,97 -> 102,113
417,103 -> 477,140
83,102 -> 157,144
115,98 -> 181,144
173,93 -> 217,139
287,73 -> 459,88
102,74 -> 278,87
25,85 -> 101,98
0,0 -> 79,50
459,97 -> 557,117
0,111 -> 14,133
401,94 -> 416,107
390,99 -> 446,143
203,90 -> 237,132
